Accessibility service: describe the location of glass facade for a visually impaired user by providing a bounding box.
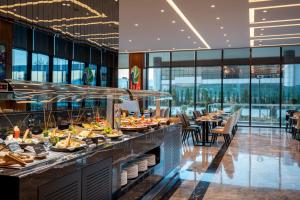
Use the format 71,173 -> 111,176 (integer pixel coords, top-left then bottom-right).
12,49 -> 27,80
223,65 -> 250,125
101,66 -> 108,86
124,46 -> 300,127
71,61 -> 85,85
53,57 -> 68,84
118,69 -> 129,89
196,66 -> 222,112
32,53 -> 49,82
89,64 -> 97,86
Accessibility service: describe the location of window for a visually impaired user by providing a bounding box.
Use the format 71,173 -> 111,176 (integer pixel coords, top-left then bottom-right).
101,66 -> 108,87
251,65 -> 280,127
12,49 -> 27,80
282,63 -> 300,127
148,67 -> 170,109
71,61 -> 85,85
89,64 -> 97,86
53,57 -> 68,84
32,53 -> 49,82
171,67 -> 195,116
223,65 -> 250,125
196,66 -> 222,112
118,69 -> 129,89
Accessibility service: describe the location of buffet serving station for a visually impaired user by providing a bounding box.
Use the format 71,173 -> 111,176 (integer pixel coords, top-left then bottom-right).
0,80 -> 182,200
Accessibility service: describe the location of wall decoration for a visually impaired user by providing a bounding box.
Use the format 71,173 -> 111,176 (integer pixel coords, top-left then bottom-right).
82,66 -> 94,85
129,53 -> 144,90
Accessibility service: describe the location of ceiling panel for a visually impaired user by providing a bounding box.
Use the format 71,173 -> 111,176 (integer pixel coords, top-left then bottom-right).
120,0 -> 300,52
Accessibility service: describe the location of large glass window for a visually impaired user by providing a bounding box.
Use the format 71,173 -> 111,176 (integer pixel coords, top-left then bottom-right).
101,66 -> 108,87
53,57 -> 68,84
89,64 -> 97,86
282,64 -> 300,127
223,65 -> 250,125
118,69 -> 129,89
12,49 -> 27,80
71,61 -> 85,85
148,67 -> 170,109
196,66 -> 222,112
251,65 -> 280,127
171,67 -> 195,116
32,53 -> 49,82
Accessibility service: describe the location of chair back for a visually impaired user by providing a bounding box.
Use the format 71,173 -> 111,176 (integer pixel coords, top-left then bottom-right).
182,113 -> 191,126
193,111 -> 201,119
223,116 -> 234,134
297,118 -> 300,129
201,109 -> 208,115
177,114 -> 188,128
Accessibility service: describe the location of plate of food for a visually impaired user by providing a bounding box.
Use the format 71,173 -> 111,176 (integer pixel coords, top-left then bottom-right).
106,130 -> 123,139
51,137 -> 87,152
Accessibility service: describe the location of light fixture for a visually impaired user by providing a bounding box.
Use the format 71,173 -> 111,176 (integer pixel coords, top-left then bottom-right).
180,29 -> 185,32
193,41 -> 197,44
134,23 -> 139,27
166,0 -> 211,49
129,39 -> 132,42
160,9 -> 165,13
86,12 -> 89,15
261,28 -> 264,31
187,36 -> 191,39
226,39 -> 230,42
13,8 -> 17,11
172,48 -> 176,50
172,20 -> 176,23
260,33 -> 264,36
224,33 -> 227,37
216,17 -> 220,20
262,18 -> 266,21
211,5 -> 215,8
62,3 -> 66,6
66,3 -> 71,6
263,10 -> 268,13
220,26 -> 224,29
157,37 -> 161,40
228,44 -> 231,47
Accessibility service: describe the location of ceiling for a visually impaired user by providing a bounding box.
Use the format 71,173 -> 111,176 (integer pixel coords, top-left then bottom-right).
0,0 -> 119,50
119,0 -> 300,52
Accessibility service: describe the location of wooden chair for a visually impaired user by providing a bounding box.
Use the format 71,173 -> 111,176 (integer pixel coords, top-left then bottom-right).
210,116 -> 234,146
178,114 -> 201,145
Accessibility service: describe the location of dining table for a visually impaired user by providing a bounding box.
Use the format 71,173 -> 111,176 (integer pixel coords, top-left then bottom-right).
195,114 -> 222,146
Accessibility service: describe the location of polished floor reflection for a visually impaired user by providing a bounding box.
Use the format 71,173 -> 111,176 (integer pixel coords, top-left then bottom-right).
169,127 -> 300,200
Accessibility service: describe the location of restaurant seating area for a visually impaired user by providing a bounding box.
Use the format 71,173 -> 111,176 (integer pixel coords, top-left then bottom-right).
0,0 -> 300,199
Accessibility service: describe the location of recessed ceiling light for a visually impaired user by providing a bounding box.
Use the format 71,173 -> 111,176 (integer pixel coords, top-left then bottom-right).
134,23 -> 139,27
260,33 -> 264,35
220,26 -> 224,29
187,36 -> 191,39
261,28 -> 264,31
259,43 -> 262,46
66,3 -> 71,6
62,3 -> 66,6
262,18 -> 266,21
263,10 -> 268,13
86,12 -> 89,15
157,37 -> 161,40
226,39 -> 230,42
172,48 -> 176,50
115,0 -> 118,2
193,41 -> 197,44
228,44 -> 231,47
36,17 -> 39,19
211,5 -> 215,8
160,9 -> 165,13
13,8 -> 17,11
129,39 -> 132,42
172,20 -> 176,23
216,17 -> 220,20
180,29 -> 185,32
224,33 -> 227,37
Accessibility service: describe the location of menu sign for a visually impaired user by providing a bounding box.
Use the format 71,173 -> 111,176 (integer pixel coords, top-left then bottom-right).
33,143 -> 47,155
7,142 -> 22,153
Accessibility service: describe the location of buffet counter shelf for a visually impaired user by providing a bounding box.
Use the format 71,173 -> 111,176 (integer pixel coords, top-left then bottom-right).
0,123 -> 182,200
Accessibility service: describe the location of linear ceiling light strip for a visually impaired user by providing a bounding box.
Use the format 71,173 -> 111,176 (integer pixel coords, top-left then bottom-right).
166,0 -> 211,49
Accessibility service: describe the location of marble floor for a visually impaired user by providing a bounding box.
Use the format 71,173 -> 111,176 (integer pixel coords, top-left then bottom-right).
169,127 -> 300,200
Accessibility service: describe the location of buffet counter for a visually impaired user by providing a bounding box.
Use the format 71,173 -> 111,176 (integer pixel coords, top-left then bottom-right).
0,123 -> 182,200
